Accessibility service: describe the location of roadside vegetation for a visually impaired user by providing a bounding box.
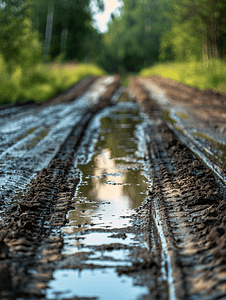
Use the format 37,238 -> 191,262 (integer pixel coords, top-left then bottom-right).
0,0 -> 225,105
0,0 -> 105,105
99,0 -> 226,93
0,57 -> 105,104
139,59 -> 226,93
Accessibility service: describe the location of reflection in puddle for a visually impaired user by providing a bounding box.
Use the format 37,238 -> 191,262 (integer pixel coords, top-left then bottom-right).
63,232 -> 140,254
63,108 -> 148,234
46,269 -> 149,300
47,103 -> 149,299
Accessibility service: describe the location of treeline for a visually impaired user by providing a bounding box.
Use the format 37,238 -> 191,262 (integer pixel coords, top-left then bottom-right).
0,0 -> 225,75
160,0 -> 226,62
0,0 -> 104,68
98,0 -> 169,73
98,0 -> 226,73
32,0 -> 104,62
0,0 -> 105,104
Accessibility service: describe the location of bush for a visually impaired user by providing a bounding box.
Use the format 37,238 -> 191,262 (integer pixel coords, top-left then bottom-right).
0,58 -> 106,105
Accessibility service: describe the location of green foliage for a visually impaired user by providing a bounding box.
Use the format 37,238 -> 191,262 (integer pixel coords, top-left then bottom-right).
0,54 -> 17,104
0,0 -> 107,105
0,0 -> 42,71
97,0 -> 169,73
160,0 -> 226,61
0,56 -> 106,104
159,21 -> 203,61
139,59 -> 226,92
120,75 -> 129,88
31,0 -> 104,62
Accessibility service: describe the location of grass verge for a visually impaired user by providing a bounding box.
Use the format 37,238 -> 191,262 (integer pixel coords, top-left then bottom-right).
0,57 -> 106,105
139,59 -> 226,93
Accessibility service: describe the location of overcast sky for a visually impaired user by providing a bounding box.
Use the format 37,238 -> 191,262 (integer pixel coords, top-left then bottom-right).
92,0 -> 123,33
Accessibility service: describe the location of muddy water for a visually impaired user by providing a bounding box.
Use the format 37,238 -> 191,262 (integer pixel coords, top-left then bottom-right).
46,102 -> 150,299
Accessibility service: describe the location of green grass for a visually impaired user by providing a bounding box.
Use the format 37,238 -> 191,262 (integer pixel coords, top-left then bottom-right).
139,59 -> 226,93
192,132 -> 213,143
177,112 -> 188,119
17,126 -> 38,141
162,109 -> 176,125
26,129 -> 50,149
118,92 -> 130,102
175,125 -> 184,133
120,75 -> 129,87
0,57 -> 106,105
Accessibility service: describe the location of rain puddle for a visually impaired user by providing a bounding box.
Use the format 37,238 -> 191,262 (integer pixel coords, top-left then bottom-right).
47,269 -> 148,300
46,102 -> 150,299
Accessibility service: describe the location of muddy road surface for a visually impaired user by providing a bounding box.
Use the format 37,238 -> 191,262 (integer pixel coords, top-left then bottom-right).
0,75 -> 226,300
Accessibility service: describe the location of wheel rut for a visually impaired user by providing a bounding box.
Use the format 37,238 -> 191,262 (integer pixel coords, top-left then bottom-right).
0,76 -> 226,300
132,77 -> 226,300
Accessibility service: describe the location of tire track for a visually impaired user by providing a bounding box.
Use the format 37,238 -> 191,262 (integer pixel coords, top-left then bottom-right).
131,77 -> 226,299
0,77 -> 117,208
0,76 -> 120,299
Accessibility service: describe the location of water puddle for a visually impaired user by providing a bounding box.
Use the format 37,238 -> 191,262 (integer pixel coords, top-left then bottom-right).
46,268 -> 149,300
46,102 -> 150,299
63,106 -> 148,235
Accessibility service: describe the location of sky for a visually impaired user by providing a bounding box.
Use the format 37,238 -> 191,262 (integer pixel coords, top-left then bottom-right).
92,0 -> 123,33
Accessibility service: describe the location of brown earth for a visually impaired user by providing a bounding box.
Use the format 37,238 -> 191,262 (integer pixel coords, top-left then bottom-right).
131,76 -> 226,299
148,75 -> 226,133
0,75 -> 226,300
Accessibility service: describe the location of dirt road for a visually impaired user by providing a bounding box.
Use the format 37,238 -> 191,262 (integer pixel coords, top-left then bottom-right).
0,75 -> 226,300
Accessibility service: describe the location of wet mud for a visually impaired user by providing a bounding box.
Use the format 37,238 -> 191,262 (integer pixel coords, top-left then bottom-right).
0,75 -> 226,300
132,77 -> 226,299
138,76 -> 226,184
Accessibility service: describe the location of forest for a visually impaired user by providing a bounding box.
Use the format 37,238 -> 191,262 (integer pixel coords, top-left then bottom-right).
0,0 -> 226,104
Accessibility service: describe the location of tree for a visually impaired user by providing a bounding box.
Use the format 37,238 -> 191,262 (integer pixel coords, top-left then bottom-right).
0,0 -> 42,70
98,0 -> 169,73
31,0 -> 104,61
160,0 -> 226,61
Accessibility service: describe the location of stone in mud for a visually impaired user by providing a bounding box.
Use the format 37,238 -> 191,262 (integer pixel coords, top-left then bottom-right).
220,125 -> 226,133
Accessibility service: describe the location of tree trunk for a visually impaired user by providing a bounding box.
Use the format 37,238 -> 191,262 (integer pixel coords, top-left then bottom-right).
60,27 -> 68,57
43,0 -> 55,60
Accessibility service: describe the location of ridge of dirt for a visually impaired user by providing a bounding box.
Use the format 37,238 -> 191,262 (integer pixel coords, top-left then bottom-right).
150,75 -> 226,103
131,77 -> 226,299
43,76 -> 99,107
0,100 -> 38,111
0,76 -> 120,300
138,76 -> 226,183
147,75 -> 226,133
